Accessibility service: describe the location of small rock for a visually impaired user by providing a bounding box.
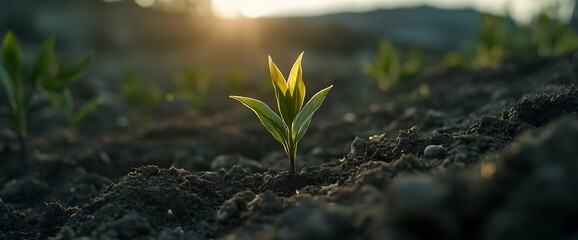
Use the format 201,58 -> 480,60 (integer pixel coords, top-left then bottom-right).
424,145 -> 446,158
349,137 -> 367,155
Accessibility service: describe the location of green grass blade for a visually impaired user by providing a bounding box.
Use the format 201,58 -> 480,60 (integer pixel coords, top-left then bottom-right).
27,36 -> 55,84
58,52 -> 93,82
0,65 -> 16,108
2,31 -> 22,78
230,95 -> 288,144
292,85 -> 333,142
72,97 -> 102,127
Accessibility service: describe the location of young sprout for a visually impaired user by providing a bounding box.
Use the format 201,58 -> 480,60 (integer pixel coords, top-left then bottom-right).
230,52 -> 332,175
0,31 -> 96,161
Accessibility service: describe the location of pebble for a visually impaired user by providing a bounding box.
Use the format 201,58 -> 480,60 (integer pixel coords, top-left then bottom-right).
349,137 -> 366,155
424,145 -> 446,158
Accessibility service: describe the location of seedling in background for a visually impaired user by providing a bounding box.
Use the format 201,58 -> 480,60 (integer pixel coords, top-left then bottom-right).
120,71 -> 162,125
43,49 -> 99,138
0,31 -> 96,161
168,65 -> 212,108
49,88 -> 102,137
363,39 -> 423,91
230,53 -> 332,175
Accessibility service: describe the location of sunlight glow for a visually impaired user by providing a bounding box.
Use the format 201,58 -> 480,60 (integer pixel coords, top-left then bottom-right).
135,0 -> 156,7
211,0 -> 347,18
212,0 -> 241,18
209,0 -> 575,23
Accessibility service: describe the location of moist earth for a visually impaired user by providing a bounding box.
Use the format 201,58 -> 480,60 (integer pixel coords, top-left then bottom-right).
1,52 -> 578,239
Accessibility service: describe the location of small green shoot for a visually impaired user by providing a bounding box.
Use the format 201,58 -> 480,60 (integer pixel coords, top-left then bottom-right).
120,71 -> 162,125
0,31 -> 96,161
59,89 -> 102,136
43,53 -> 99,138
168,65 -> 212,108
363,39 -> 424,91
230,53 -> 332,175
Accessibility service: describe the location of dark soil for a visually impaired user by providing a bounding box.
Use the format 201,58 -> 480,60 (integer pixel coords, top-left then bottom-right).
2,51 -> 578,239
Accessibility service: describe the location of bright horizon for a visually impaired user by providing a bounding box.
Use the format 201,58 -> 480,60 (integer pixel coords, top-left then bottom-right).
209,0 -> 574,23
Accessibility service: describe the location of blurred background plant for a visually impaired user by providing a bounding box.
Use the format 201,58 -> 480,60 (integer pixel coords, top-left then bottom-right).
166,65 -> 213,109
0,31 -> 98,160
119,70 -> 162,125
450,2 -> 578,70
362,39 -> 424,91
42,52 -> 100,139
469,14 -> 510,68
514,4 -> 578,56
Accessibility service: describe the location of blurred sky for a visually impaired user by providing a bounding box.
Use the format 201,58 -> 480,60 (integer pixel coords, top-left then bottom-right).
206,0 -> 574,23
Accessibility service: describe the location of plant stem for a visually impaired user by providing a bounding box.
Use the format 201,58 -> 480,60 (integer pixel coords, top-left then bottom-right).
288,140 -> 297,175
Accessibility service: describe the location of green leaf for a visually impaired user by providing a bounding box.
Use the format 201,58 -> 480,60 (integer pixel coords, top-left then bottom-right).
230,95 -> 288,144
2,31 -> 22,78
269,55 -> 287,94
292,85 -> 333,142
0,64 -> 16,108
42,77 -> 64,92
269,56 -> 291,123
72,97 -> 101,127
27,36 -> 55,84
58,52 -> 93,82
287,52 -> 305,108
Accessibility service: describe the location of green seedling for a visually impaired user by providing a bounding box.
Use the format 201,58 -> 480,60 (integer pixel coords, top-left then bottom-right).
0,31 -> 95,161
363,39 -> 424,91
230,53 -> 332,175
50,88 -> 102,137
120,71 -> 162,124
168,65 -> 212,108
43,51 -> 98,138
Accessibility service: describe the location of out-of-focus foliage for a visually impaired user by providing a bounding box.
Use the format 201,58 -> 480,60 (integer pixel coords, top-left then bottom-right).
120,71 -> 162,123
363,2 -> 578,93
470,14 -> 509,68
516,10 -> 578,56
363,40 -> 424,91
460,4 -> 578,69
167,66 -> 212,108
52,88 -> 101,136
42,52 -> 100,137
1,31 -> 97,160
